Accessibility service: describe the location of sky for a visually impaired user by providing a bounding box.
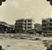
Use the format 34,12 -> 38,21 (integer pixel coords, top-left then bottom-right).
0,0 -> 52,24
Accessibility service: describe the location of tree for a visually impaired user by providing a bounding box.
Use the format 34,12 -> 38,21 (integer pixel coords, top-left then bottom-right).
34,23 -> 42,34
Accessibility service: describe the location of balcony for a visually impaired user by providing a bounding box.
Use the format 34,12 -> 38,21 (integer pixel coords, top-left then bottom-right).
47,22 -> 52,24
47,26 -> 52,28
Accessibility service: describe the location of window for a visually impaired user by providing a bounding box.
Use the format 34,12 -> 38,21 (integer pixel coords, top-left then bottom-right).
50,19 -> 52,22
50,24 -> 52,26
49,28 -> 52,30
28,20 -> 31,22
28,27 -> 31,28
42,28 -> 46,30
42,20 -> 46,23
42,24 -> 46,26
28,23 -> 31,25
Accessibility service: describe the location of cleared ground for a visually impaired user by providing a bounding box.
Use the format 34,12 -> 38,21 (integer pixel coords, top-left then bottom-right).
0,34 -> 50,50
0,39 -> 47,50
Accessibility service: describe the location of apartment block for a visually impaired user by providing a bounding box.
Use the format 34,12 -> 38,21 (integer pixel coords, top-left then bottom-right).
42,18 -> 52,33
15,19 -> 32,33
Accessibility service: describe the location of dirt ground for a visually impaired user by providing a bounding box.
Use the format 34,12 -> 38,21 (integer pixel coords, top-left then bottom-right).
0,39 -> 46,50
0,34 -> 50,50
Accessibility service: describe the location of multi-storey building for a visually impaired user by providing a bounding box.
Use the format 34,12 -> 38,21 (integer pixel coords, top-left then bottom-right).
42,18 -> 52,33
25,19 -> 32,32
0,21 -> 15,33
15,19 -> 25,33
15,19 -> 32,33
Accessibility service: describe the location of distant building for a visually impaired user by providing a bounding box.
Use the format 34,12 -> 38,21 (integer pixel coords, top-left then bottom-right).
0,21 -> 10,33
15,19 -> 32,33
7,25 -> 15,33
42,18 -> 52,33
25,19 -> 32,32
0,21 -> 15,33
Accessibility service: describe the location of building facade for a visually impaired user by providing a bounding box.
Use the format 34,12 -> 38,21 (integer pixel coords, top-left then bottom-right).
15,19 -> 32,33
0,21 -> 9,33
0,21 -> 15,33
42,18 -> 52,33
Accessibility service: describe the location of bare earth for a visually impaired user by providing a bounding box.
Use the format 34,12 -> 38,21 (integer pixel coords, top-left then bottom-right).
0,34 -> 49,50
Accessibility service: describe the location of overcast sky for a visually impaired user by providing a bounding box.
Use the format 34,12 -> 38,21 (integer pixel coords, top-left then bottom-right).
0,0 -> 52,24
